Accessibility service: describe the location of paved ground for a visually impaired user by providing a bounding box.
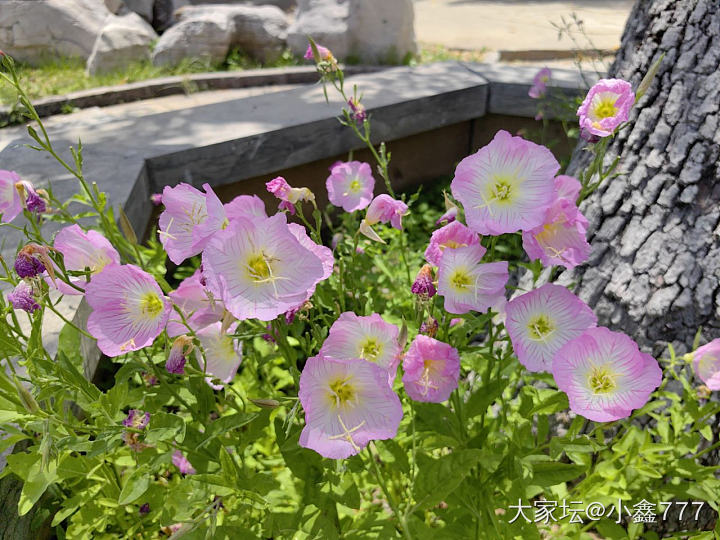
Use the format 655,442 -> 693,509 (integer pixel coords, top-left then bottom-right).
414,0 -> 635,53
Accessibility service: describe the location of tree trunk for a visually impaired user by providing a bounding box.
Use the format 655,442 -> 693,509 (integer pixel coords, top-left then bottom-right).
563,0 -> 720,358
561,0 -> 720,533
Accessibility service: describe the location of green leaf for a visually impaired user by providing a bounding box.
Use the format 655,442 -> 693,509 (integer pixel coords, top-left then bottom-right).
466,379 -> 505,419
117,466 -> 150,505
527,460 -> 586,488
18,458 -> 59,516
415,449 -> 482,508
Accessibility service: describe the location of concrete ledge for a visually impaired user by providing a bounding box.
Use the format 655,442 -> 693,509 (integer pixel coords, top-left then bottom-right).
0,65 -> 384,125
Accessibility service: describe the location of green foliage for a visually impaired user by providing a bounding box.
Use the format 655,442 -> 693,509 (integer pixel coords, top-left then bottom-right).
0,49 -> 716,540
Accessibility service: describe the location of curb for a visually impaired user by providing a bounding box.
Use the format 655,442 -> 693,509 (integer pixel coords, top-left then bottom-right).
0,65 -> 385,126
498,48 -> 617,62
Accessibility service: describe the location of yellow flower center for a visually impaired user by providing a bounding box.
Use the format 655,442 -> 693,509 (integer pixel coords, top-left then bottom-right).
328,378 -> 356,407
593,98 -> 618,119
140,292 -> 164,318
588,367 -> 616,394
348,179 -> 362,193
527,314 -> 555,341
246,254 -> 272,281
450,269 -> 472,291
360,338 -> 382,362
488,177 -> 515,205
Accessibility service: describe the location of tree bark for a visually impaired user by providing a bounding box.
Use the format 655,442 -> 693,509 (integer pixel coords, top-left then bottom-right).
561,0 -> 720,533
562,0 -> 720,359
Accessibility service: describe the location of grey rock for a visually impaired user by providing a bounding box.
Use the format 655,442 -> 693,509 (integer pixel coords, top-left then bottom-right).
87,12 -> 158,74
347,0 -> 416,64
287,0 -> 416,63
287,0 -> 350,59
152,13 -> 234,66
0,0 -> 110,64
176,4 -> 288,62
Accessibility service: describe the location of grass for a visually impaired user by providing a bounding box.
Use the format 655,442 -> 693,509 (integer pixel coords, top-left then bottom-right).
0,44 -> 485,107
0,48 -> 302,106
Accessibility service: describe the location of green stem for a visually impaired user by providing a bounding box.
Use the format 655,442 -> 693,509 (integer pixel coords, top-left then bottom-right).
366,446 -> 413,540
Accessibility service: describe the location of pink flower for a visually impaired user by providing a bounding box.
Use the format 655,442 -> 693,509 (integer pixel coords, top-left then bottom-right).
424,221 -> 481,267
85,265 -> 171,357
202,214 -> 326,321
522,200 -> 591,269
8,281 -> 40,313
266,176 -> 291,199
577,79 -> 635,138
451,130 -> 559,235
304,44 -> 332,61
53,225 -> 120,294
150,193 -> 163,206
692,340 -> 720,390
298,355 -> 403,459
166,270 -> 224,337
196,322 -> 242,389
402,335 -> 460,403
326,161 -> 375,212
266,177 -> 315,215
552,327 -> 662,422
172,450 -> 196,475
365,194 -> 408,230
522,174 -> 590,269
528,67 -> 551,98
0,170 -> 23,223
505,284 -> 597,372
319,312 -> 401,383
554,175 -> 581,204
224,194 -> 267,222
437,244 -> 508,315
158,183 -> 226,265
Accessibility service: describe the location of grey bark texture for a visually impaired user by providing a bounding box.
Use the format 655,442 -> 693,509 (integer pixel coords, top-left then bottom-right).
561,0 -> 720,360
560,0 -> 719,533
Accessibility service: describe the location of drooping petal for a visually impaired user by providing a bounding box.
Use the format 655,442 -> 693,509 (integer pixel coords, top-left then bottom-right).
0,170 -> 23,223
196,322 -> 242,389
158,183 -> 226,265
53,225 -> 120,294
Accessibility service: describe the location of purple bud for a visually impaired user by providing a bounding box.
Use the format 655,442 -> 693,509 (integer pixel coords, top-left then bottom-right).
411,265 -> 436,298
435,207 -> 458,226
166,336 -> 192,375
8,281 -> 40,313
139,503 -> 150,516
14,252 -> 45,278
150,193 -> 163,206
26,190 -> 46,213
